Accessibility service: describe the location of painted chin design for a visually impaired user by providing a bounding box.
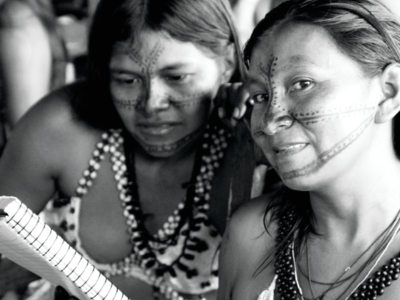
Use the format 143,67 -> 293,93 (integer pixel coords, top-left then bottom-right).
140,124 -> 205,153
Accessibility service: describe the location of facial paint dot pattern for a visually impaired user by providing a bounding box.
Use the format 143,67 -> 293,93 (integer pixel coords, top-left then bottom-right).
251,53 -> 378,180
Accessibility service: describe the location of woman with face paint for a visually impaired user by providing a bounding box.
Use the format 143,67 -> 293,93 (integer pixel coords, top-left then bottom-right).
0,0 -> 271,299
218,0 -> 400,300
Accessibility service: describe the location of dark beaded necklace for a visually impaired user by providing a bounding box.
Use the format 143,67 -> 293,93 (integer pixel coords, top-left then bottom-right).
274,210 -> 400,300
120,121 -> 231,300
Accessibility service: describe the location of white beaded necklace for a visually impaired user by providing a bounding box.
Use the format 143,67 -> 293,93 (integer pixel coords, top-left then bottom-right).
74,123 -> 230,300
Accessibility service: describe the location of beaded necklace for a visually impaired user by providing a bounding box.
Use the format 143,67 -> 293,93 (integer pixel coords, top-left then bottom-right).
86,122 -> 230,300
274,210 -> 400,300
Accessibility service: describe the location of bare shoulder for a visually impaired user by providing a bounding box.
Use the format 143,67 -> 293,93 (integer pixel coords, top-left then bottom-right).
11,82 -> 96,147
0,82 -> 101,210
222,193 -> 277,269
227,192 -> 278,242
218,193 -> 279,300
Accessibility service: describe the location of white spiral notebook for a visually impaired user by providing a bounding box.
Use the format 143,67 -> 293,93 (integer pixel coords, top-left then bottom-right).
0,196 -> 130,300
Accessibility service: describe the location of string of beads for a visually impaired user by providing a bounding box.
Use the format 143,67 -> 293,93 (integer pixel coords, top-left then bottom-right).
74,123 -> 230,300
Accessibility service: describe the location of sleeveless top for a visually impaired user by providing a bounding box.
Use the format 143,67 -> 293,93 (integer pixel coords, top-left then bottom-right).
42,128 -> 224,296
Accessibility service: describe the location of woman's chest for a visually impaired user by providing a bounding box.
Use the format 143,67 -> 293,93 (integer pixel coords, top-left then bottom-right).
56,150 -> 229,265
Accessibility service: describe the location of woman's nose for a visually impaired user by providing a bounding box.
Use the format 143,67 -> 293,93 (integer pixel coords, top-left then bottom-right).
263,102 -> 294,135
139,79 -> 170,115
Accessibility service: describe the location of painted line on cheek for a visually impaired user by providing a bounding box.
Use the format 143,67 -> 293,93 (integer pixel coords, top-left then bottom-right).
294,106 -> 375,125
281,114 -> 374,180
113,98 -> 142,110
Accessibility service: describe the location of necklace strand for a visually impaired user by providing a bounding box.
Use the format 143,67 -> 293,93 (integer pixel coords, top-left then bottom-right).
301,218 -> 397,300
275,208 -> 400,300
75,124 -> 230,300
121,123 -> 230,300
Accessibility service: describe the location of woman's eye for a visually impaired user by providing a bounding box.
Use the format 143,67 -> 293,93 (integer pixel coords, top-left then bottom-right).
290,80 -> 313,92
252,93 -> 269,103
112,75 -> 142,85
165,74 -> 189,82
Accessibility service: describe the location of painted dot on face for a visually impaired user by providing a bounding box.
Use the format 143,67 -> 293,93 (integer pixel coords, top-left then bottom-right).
248,23 -> 388,188
129,42 -> 165,104
113,97 -> 143,110
113,41 -> 215,114
257,55 -> 289,120
109,30 -> 227,158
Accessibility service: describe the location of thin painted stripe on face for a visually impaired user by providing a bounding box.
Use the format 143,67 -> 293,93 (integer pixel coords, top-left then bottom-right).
112,40 -> 213,111
294,105 -> 376,126
113,96 -> 212,111
281,114 -> 374,180
258,55 -> 289,117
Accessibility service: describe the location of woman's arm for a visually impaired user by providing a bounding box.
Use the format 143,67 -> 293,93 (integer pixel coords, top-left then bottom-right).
218,196 -> 277,300
0,84 -> 94,295
217,219 -> 241,300
0,85 -> 85,213
0,101 -> 58,213
0,1 -> 52,125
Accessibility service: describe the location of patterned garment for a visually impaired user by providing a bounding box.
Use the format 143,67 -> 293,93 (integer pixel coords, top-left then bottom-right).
41,129 -> 221,295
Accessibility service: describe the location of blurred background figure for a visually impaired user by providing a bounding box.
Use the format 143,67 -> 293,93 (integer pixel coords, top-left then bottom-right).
229,0 -> 288,46
229,0 -> 270,46
52,0 -> 100,80
0,0 -> 70,155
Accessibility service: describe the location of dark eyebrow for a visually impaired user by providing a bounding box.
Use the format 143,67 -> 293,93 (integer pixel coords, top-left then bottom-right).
161,63 -> 191,72
246,75 -> 265,88
109,68 -> 140,75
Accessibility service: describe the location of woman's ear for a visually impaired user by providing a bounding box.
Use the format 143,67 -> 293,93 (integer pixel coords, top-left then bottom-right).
375,63 -> 400,124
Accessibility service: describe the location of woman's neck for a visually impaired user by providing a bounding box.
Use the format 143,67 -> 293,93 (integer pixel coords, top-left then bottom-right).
308,156 -> 400,245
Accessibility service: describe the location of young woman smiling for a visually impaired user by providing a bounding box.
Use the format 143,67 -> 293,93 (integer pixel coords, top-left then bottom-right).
218,0 -> 400,299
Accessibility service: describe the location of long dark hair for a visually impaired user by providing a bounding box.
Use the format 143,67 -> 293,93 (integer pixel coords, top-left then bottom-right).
71,0 -> 245,130
244,0 -> 400,259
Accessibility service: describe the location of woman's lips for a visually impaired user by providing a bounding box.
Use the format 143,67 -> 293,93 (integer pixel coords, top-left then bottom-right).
273,143 -> 308,156
137,123 -> 179,135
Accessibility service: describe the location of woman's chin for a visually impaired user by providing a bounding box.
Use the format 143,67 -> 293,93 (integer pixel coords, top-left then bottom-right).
275,168 -> 316,192
138,141 -> 185,158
